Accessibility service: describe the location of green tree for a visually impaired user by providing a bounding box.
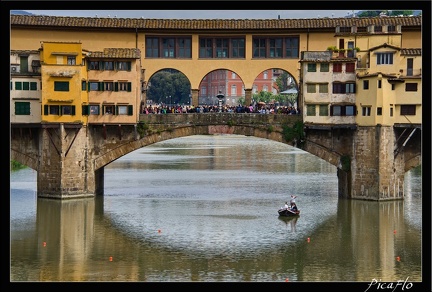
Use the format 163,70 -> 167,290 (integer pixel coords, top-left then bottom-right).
147,69 -> 191,105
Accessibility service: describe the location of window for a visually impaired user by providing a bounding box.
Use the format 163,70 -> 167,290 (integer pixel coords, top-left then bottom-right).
231,72 -> 236,79
390,107 -> 393,117
362,106 -> 371,116
104,82 -> 114,91
377,107 -> 382,115
391,84 -> 395,90
199,38 -> 213,58
90,105 -> 100,115
117,82 -> 131,92
376,52 -> 393,65
89,82 -> 100,91
387,25 -> 396,32
306,84 -> 316,93
30,82 -> 37,90
104,105 -> 114,115
23,82 -> 30,90
318,84 -> 328,93
15,82 -> 22,90
146,36 -> 192,58
216,38 -> 229,58
263,71 -> 268,79
199,37 -> 246,58
374,25 -> 382,32
333,82 -> 355,94
405,83 -> 418,92
117,105 -> 128,115
146,37 -> 159,57
363,80 -> 369,90
330,105 -> 356,116
306,105 -> 316,116
319,105 -> 328,116
406,58 -> 413,76
332,105 -> 341,116
67,56 -> 76,65
231,85 -> 237,95
345,63 -> 355,73
89,61 -> 100,70
61,105 -> 74,115
269,38 -> 283,57
400,105 -> 416,115
307,64 -> 317,72
320,63 -> 329,72
178,38 -> 192,58
333,63 -> 342,73
345,105 -> 355,116
104,61 -> 114,70
284,37 -> 299,58
345,83 -> 356,93
15,102 -> 30,115
82,81 -> 86,91
49,105 -> 59,115
117,61 -> 131,71
231,38 -> 245,58
253,38 -> 266,58
54,81 -> 69,91
162,38 -> 175,58
252,36 -> 299,58
378,80 -> 382,88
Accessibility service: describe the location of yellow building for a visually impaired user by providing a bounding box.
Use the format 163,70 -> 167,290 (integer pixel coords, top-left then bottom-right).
85,48 -> 142,125
356,44 -> 422,127
39,41 -> 89,124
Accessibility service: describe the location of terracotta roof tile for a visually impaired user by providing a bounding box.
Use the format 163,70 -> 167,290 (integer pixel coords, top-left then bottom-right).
89,48 -> 141,59
401,48 -> 422,56
10,15 -> 422,30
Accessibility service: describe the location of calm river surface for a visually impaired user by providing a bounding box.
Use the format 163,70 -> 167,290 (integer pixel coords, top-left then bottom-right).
10,135 -> 424,287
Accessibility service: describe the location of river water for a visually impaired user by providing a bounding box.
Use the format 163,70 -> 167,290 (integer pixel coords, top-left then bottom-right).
10,135 -> 424,287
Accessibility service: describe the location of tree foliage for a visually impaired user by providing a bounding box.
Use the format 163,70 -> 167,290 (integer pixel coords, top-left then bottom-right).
147,70 -> 191,105
357,10 -> 414,17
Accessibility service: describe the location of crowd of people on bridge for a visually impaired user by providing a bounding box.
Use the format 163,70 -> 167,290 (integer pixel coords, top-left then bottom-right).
142,104 -> 301,115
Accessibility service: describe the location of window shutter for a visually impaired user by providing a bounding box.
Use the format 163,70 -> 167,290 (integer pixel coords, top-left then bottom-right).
127,61 -> 131,71
44,105 -> 48,115
128,105 -> 133,115
71,106 -> 76,115
330,105 -> 333,116
114,82 -> 119,92
127,82 -> 132,92
99,82 -> 104,91
87,82 -> 90,91
82,105 -> 89,115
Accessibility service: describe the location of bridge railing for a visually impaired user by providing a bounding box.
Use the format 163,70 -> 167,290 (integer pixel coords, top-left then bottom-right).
139,113 -> 302,126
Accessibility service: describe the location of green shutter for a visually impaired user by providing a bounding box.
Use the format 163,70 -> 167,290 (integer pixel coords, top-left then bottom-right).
127,61 -> 131,71
71,106 -> 76,115
82,81 -> 86,91
15,82 -> 22,90
114,82 -> 119,92
127,82 -> 132,92
99,82 -> 104,91
128,105 -> 133,115
44,105 -> 48,115
82,105 -> 89,115
30,82 -> 37,90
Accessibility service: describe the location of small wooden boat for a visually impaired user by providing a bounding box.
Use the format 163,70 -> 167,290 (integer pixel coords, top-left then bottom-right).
278,207 -> 300,217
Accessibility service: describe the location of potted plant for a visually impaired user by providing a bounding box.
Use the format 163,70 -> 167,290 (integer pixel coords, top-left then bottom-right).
327,45 -> 338,52
338,49 -> 346,57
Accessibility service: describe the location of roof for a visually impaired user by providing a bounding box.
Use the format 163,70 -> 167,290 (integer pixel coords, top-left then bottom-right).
88,48 -> 141,59
400,48 -> 422,56
10,15 -> 422,31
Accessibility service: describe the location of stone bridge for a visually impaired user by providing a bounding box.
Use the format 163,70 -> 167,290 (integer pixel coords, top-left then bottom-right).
11,113 -> 421,201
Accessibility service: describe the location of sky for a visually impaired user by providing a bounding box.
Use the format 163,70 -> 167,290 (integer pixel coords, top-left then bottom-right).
23,10 -> 360,19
